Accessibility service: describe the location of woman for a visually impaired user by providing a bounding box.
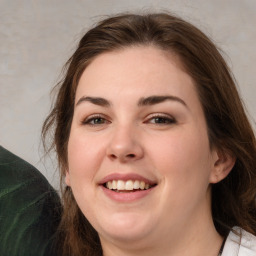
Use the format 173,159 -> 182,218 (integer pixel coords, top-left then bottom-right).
42,13 -> 256,255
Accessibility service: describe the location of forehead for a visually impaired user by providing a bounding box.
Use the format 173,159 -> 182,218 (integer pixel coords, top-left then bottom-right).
75,46 -> 197,103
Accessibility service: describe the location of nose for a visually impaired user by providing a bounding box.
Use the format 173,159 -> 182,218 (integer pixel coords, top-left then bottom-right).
106,125 -> 144,162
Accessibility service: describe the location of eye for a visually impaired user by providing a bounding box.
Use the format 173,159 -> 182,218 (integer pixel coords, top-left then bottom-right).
81,114 -> 110,126
146,114 -> 176,125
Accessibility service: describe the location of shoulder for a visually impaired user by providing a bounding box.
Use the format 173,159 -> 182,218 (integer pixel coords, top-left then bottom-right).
0,146 -> 61,256
222,227 -> 256,256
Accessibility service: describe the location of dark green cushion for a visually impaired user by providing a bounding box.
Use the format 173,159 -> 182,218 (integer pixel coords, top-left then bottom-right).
0,146 -> 61,256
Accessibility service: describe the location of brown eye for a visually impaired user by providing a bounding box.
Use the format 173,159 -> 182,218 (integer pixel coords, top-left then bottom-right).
151,117 -> 175,124
147,114 -> 176,125
88,117 -> 105,125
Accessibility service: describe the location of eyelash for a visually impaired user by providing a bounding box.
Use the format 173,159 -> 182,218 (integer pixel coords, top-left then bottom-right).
81,113 -> 176,126
81,114 -> 110,126
145,113 -> 176,125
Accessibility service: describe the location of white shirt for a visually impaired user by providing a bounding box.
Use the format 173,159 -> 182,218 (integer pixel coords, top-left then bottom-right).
222,227 -> 256,256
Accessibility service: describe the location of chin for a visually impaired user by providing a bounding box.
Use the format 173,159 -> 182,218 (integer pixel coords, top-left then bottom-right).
96,211 -> 154,243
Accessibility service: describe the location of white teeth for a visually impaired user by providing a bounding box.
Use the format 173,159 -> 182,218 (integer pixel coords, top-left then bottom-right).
133,180 -> 140,189
107,181 -> 112,189
125,180 -> 134,190
117,180 -> 125,190
140,181 -> 145,190
105,179 -> 153,191
112,180 -> 117,189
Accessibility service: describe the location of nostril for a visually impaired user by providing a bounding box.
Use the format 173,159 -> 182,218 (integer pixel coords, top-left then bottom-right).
108,152 -> 139,161
127,154 -> 136,158
110,154 -> 117,159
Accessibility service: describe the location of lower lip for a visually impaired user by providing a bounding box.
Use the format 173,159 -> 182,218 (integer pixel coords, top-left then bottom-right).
101,185 -> 155,202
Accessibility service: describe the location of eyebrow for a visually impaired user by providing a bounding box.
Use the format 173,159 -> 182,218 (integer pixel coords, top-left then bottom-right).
76,95 -> 187,108
138,95 -> 187,108
76,96 -> 111,107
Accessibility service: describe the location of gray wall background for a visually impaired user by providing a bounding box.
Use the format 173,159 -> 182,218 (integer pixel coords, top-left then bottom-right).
0,0 -> 255,189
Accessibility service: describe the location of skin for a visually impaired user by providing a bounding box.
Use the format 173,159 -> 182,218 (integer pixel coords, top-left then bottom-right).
66,46 -> 235,256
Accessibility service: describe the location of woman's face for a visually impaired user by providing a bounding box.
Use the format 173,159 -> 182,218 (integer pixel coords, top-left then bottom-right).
66,46 -> 220,248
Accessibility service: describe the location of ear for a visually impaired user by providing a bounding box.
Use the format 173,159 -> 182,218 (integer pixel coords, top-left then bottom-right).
65,170 -> 71,186
209,149 -> 236,184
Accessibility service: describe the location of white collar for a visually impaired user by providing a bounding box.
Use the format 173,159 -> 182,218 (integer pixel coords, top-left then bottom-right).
222,227 -> 256,256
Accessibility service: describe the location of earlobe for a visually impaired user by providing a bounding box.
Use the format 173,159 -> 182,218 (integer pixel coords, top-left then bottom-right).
210,150 -> 236,184
65,170 -> 71,186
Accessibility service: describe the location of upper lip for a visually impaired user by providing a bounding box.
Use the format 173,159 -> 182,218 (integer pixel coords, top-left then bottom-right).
99,173 -> 157,186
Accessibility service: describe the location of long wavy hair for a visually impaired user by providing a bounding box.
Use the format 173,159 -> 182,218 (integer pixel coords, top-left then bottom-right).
42,12 -> 256,256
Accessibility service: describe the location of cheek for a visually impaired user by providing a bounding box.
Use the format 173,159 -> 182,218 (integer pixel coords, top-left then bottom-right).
67,131 -> 106,182
67,132 -> 105,215
148,127 -> 212,187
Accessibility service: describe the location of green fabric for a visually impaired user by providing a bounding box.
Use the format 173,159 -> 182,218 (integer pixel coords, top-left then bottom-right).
0,146 -> 61,256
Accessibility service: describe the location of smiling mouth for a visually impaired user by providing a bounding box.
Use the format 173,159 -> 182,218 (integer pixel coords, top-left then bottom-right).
103,180 -> 156,192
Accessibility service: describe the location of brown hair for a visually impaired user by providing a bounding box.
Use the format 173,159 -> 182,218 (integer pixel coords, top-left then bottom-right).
42,12 -> 256,256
